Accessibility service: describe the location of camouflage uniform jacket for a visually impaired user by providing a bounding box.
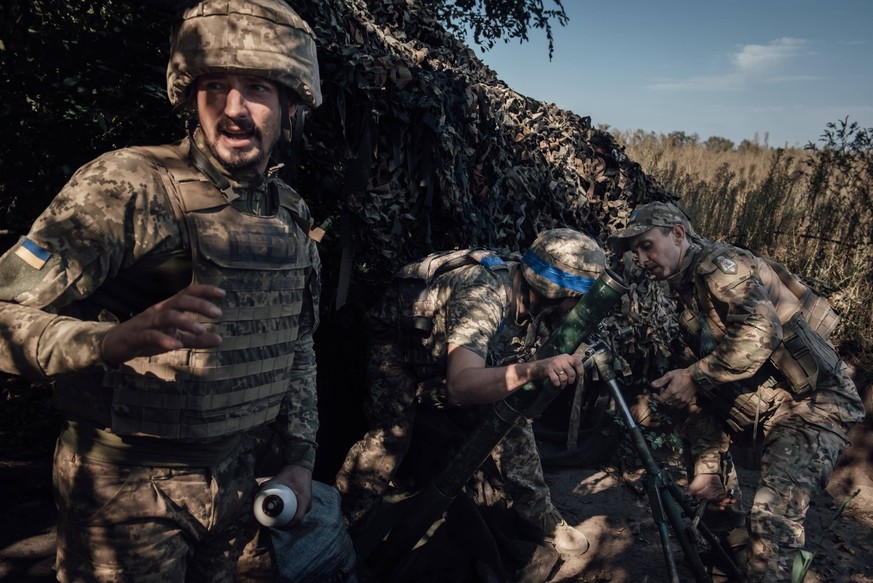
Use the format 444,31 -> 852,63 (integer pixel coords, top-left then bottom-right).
667,241 -> 864,474
372,260 -> 530,394
0,131 -> 320,468
669,242 -> 786,389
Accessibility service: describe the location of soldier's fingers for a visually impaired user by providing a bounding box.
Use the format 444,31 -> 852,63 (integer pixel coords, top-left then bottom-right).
547,369 -> 563,386
650,375 -> 669,389
162,294 -> 223,320
569,355 -> 584,374
175,328 -> 222,349
184,283 -> 226,298
654,390 -> 674,404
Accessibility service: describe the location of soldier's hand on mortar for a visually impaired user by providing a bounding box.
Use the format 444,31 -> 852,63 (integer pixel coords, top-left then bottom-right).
101,283 -> 225,364
537,353 -> 583,387
651,367 -> 699,408
688,473 -> 734,508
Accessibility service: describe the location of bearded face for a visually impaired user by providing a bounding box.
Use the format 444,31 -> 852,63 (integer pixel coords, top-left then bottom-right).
195,73 -> 284,173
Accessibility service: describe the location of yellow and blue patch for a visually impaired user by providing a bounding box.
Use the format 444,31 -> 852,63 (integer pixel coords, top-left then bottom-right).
14,238 -> 52,270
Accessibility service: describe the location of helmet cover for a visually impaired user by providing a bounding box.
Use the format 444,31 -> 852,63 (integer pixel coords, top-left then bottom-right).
166,0 -> 322,108
521,229 -> 606,299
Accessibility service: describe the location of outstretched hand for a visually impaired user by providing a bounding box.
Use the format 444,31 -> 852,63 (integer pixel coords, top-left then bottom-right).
101,283 -> 225,365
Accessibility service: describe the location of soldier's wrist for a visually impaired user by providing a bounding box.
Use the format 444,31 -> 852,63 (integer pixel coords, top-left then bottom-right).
689,365 -> 716,390
282,441 -> 317,471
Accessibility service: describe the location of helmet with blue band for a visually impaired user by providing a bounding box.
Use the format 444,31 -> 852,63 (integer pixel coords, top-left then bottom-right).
522,250 -> 596,294
521,229 -> 606,299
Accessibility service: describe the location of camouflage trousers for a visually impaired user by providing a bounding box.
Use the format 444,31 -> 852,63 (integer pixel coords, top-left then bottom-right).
743,389 -> 857,582
336,341 -> 555,536
53,433 -> 357,583
53,438 -> 265,583
686,373 -> 862,583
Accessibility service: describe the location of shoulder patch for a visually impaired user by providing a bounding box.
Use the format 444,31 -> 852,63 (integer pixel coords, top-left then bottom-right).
714,254 -> 738,275
14,238 -> 52,270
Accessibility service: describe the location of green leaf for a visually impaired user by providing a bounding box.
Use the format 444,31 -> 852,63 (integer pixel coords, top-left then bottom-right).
791,549 -> 814,583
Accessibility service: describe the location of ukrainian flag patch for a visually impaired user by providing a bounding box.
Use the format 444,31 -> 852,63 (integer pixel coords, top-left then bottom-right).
15,238 -> 52,270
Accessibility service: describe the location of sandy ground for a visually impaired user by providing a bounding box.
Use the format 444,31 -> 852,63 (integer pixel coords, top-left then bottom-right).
3,427 -> 872,583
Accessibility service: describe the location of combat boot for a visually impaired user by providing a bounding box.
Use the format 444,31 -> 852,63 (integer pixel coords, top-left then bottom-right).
541,510 -> 590,557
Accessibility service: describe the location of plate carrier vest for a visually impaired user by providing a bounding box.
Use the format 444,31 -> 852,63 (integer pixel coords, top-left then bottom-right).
95,142 -> 315,440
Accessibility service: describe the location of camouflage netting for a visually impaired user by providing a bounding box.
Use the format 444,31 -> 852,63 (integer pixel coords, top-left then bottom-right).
276,0 -> 683,474
285,0 -> 674,291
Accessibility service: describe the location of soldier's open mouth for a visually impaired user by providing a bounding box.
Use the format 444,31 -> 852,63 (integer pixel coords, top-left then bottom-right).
221,129 -> 256,147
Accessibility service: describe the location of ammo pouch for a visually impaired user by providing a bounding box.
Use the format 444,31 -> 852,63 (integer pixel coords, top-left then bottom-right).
801,292 -> 840,339
769,312 -> 840,398
695,382 -> 775,434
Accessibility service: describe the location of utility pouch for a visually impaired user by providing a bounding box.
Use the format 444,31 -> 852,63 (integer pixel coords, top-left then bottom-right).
723,390 -> 774,434
800,292 -> 840,339
769,312 -> 840,398
395,278 -> 435,339
696,382 -> 775,434
678,309 -> 701,337
679,303 -> 720,357
398,315 -> 434,338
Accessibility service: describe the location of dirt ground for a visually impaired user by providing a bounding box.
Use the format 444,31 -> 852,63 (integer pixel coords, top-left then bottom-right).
540,360 -> 873,583
542,423 -> 873,582
2,368 -> 871,583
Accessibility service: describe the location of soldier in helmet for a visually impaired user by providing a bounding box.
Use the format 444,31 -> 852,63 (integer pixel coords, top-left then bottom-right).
610,202 -> 864,582
0,1 -> 355,581
337,229 -> 606,568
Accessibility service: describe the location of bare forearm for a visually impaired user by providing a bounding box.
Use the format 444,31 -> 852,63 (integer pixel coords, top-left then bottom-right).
447,360 -> 540,404
446,345 -> 582,405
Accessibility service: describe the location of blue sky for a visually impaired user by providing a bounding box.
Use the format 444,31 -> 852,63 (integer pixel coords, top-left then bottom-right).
467,0 -> 873,148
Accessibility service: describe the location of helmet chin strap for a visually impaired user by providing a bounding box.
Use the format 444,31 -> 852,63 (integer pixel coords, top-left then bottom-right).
187,132 -> 240,202
512,270 -> 531,326
274,88 -> 306,185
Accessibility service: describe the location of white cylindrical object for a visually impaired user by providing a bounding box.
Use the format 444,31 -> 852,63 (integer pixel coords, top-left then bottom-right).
253,481 -> 298,528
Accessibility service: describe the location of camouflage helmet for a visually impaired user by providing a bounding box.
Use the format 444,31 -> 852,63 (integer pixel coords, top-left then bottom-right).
521,229 -> 606,299
166,0 -> 322,108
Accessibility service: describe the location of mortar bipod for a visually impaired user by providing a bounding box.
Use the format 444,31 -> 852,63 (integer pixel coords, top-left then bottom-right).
583,343 -> 742,583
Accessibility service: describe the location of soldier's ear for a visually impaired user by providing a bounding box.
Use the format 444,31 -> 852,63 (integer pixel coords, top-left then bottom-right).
671,224 -> 687,244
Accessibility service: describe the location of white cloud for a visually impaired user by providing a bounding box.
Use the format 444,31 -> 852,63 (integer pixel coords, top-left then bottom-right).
650,37 -> 811,92
732,37 -> 806,77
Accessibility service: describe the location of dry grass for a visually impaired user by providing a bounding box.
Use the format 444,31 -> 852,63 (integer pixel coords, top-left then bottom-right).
616,119 -> 873,362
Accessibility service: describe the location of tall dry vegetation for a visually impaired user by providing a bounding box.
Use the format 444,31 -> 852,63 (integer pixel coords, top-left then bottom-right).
616,118 -> 873,363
